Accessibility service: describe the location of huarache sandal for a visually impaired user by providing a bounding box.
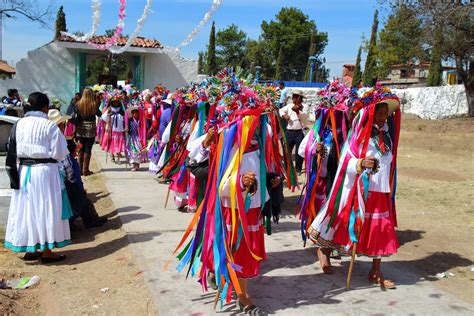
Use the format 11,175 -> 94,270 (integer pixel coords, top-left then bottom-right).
22,252 -> 43,261
368,271 -> 396,290
41,254 -> 66,264
243,304 -> 265,315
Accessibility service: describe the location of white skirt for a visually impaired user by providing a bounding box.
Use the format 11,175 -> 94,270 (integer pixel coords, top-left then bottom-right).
4,163 -> 71,252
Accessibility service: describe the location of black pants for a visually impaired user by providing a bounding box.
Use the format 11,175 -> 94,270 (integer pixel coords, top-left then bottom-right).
286,129 -> 304,172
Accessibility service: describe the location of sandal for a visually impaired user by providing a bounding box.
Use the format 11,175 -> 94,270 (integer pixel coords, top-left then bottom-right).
22,252 -> 43,261
368,271 -> 396,290
243,305 -> 265,315
41,254 -> 66,264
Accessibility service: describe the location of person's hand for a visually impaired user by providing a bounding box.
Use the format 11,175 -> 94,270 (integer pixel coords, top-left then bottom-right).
362,156 -> 378,170
175,135 -> 183,144
242,172 -> 257,189
271,176 -> 281,188
125,127 -> 129,134
315,142 -> 325,157
203,127 -> 215,148
283,113 -> 290,121
291,104 -> 302,113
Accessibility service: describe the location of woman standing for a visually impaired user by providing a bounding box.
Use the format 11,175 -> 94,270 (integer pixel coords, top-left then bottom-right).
5,92 -> 70,262
74,88 -> 101,176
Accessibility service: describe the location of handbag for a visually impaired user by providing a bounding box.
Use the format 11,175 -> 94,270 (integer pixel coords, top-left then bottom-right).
184,157 -> 209,181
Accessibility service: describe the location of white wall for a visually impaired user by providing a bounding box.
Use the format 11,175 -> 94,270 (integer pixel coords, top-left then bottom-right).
143,50 -> 198,91
285,85 -> 469,120
0,42 -> 75,103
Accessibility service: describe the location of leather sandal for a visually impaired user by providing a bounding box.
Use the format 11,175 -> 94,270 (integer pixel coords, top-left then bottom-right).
368,271 -> 396,290
23,252 -> 43,261
41,254 -> 66,264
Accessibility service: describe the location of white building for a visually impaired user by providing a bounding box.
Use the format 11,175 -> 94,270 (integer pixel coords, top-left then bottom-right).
0,35 -> 198,103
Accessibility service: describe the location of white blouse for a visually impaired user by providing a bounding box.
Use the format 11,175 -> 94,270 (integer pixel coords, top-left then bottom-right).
15,111 -> 68,161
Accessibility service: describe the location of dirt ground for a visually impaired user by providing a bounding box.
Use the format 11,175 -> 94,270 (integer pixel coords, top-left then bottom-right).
0,114 -> 473,314
0,160 -> 155,315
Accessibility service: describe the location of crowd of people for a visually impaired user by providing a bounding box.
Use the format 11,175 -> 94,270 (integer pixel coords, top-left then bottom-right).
3,69 -> 401,314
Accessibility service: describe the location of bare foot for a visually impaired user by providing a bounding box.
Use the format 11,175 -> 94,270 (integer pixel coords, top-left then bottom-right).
317,248 -> 333,274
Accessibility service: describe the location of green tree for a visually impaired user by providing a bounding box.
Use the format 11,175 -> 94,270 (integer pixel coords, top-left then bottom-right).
377,4 -> 426,78
261,7 -> 328,81
216,24 -> 247,70
426,25 -> 443,86
54,5 -> 67,40
363,10 -> 379,86
197,51 -> 206,74
275,46 -> 284,80
352,46 -> 363,87
241,40 -> 273,79
86,55 -> 130,86
206,21 -> 218,75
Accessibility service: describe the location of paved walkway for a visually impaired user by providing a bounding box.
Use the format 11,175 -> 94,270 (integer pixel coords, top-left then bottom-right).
94,149 -> 474,315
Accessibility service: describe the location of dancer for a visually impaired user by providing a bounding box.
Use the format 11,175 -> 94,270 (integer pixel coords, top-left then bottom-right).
101,95 -> 126,164
308,85 -> 401,289
298,81 -> 353,273
125,106 -> 147,171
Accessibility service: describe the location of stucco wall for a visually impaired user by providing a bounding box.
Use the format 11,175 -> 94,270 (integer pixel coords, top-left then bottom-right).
0,42 -> 75,103
285,85 -> 468,120
144,50 -> 198,91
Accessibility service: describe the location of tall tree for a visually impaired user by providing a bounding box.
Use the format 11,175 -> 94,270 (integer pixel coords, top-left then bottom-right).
363,10 -> 379,86
216,24 -> 247,70
197,51 -> 205,74
382,0 -> 474,116
206,21 -> 218,75
0,0 -> 55,29
241,39 -> 273,79
352,46 -> 363,87
275,46 -> 284,80
54,5 -> 67,40
426,24 -> 443,86
377,4 -> 426,78
304,33 -> 316,81
261,7 -> 328,81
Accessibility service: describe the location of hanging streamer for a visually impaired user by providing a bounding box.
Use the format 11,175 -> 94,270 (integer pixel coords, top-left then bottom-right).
61,0 -> 101,42
175,0 -> 224,50
88,0 -> 127,50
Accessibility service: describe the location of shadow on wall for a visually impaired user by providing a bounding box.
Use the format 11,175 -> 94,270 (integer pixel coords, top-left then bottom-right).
0,42 -> 75,102
144,51 -> 196,91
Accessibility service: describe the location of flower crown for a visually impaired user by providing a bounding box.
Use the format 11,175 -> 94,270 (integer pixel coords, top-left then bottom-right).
352,83 -> 399,114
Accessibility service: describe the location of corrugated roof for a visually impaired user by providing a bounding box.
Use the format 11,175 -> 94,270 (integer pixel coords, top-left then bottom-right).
58,35 -> 163,49
0,61 -> 16,74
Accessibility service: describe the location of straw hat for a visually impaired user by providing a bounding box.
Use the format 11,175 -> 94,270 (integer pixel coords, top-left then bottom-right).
292,89 -> 305,98
162,94 -> 174,105
48,109 -> 71,125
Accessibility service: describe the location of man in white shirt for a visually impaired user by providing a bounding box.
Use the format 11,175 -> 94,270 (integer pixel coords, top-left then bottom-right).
278,82 -> 289,108
279,89 -> 308,173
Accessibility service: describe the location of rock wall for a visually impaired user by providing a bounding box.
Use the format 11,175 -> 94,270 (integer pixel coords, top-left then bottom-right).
285,85 -> 468,120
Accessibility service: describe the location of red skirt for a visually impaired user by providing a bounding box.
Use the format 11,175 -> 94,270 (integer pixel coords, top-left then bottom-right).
223,207 -> 266,278
332,191 -> 399,257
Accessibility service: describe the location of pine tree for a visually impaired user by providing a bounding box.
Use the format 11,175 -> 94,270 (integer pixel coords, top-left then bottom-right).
198,52 -> 205,74
305,34 -> 317,81
206,22 -> 217,75
352,46 -> 363,87
363,10 -> 379,86
427,24 -> 443,87
275,46 -> 284,80
54,6 -> 67,40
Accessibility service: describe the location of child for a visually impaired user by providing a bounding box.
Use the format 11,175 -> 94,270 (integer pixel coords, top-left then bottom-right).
125,106 -> 147,171
101,97 -> 126,164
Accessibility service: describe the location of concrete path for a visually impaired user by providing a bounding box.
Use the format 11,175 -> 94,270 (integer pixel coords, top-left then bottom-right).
94,149 -> 473,316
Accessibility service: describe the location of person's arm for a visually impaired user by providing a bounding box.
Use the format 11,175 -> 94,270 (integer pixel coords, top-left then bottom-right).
49,125 -> 69,162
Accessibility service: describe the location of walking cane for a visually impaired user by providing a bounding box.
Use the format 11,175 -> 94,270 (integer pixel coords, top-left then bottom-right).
164,186 -> 171,209
346,240 -> 358,290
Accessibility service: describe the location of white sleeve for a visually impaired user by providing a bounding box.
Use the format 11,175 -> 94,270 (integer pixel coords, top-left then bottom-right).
186,120 -> 200,151
279,105 -> 288,117
49,125 -> 69,161
298,131 -> 311,158
188,134 -> 209,163
161,121 -> 172,143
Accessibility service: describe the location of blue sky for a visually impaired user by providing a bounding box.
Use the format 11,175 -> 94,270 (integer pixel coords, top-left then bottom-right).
2,0 -> 380,79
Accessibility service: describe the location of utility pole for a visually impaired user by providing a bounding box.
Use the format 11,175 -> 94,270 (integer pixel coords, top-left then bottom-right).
0,13 -> 3,61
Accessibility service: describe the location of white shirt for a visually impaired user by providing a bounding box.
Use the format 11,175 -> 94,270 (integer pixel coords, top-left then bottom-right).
16,111 -> 68,161
279,103 -> 309,130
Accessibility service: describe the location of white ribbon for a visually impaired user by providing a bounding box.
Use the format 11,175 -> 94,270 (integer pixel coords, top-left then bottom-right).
61,0 -> 101,42
109,0 -> 154,54
175,0 -> 224,50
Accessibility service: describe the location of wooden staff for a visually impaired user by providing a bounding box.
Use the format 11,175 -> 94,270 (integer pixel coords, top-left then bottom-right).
164,186 -> 171,209
346,241 -> 358,290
